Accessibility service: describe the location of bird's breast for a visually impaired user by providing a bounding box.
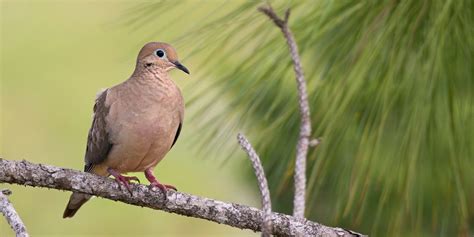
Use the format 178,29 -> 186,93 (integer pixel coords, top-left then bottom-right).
104,87 -> 183,173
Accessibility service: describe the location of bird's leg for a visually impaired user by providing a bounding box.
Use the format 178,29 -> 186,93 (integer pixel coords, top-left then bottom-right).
144,168 -> 177,196
107,168 -> 140,193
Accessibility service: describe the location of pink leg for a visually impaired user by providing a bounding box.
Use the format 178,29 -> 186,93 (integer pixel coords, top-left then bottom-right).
144,168 -> 177,196
107,168 -> 140,193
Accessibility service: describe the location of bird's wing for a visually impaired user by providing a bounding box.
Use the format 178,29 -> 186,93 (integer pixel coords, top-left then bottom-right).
170,122 -> 182,148
84,89 -> 112,172
170,99 -> 184,149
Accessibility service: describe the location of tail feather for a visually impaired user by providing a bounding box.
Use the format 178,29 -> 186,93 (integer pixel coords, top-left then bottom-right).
63,192 -> 91,218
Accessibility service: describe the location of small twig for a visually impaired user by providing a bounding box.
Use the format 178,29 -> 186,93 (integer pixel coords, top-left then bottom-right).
0,189 -> 29,237
284,9 -> 290,23
237,133 -> 272,237
259,4 -> 312,220
258,6 -> 286,28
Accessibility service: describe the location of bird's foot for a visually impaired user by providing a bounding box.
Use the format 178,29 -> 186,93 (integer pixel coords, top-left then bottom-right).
149,182 -> 177,193
107,168 -> 140,194
144,168 -> 177,199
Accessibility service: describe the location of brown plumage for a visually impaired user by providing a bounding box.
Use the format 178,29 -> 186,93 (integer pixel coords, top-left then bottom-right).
63,42 -> 189,218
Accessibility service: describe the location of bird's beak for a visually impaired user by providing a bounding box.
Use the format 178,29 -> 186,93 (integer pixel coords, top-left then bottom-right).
173,61 -> 190,74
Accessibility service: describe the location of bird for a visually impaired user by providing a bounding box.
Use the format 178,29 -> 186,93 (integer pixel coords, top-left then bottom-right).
63,42 -> 189,218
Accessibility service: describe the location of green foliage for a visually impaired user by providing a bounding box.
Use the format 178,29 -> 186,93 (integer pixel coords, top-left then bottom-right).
130,1 -> 474,236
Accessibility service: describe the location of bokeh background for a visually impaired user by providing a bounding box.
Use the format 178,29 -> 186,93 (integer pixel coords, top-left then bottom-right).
1,1 -> 259,236
1,1 -> 473,237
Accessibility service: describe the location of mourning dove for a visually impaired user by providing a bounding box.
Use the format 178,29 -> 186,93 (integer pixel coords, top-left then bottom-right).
63,42 -> 189,218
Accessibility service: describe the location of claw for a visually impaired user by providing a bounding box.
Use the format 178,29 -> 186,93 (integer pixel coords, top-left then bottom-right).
164,184 -> 177,191
144,168 -> 177,200
107,168 -> 140,194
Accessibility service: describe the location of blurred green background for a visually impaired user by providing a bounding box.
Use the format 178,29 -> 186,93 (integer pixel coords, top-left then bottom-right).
2,0 -> 474,236
1,1 -> 259,236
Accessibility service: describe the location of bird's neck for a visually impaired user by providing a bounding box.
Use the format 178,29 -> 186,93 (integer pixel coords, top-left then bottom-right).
131,64 -> 173,84
127,65 -> 178,98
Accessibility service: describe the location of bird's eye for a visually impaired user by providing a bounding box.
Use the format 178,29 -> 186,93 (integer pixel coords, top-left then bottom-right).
155,49 -> 166,58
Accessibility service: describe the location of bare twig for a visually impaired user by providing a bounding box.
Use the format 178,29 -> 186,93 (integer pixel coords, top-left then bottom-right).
237,133 -> 272,237
0,189 -> 29,237
259,4 -> 312,220
0,158 -> 363,237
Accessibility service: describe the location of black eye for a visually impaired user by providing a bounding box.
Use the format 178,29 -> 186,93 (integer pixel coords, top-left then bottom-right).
155,49 -> 165,58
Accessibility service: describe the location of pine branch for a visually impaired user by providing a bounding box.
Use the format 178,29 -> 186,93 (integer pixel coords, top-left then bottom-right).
0,158 -> 363,237
237,133 -> 272,237
0,189 -> 29,237
258,5 -> 312,220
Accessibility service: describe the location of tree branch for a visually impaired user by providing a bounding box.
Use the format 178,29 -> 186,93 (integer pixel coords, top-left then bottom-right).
237,133 -> 272,237
0,189 -> 29,237
258,5 -> 312,220
0,158 -> 363,237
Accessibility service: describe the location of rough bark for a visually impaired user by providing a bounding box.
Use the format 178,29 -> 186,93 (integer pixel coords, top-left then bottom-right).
0,189 -> 29,237
0,158 -> 363,237
237,133 -> 272,237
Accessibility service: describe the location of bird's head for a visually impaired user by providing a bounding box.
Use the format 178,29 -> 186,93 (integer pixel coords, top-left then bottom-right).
136,42 -> 189,75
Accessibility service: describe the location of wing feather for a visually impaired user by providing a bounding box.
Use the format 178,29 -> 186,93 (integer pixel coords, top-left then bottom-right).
170,123 -> 182,148
84,89 -> 112,172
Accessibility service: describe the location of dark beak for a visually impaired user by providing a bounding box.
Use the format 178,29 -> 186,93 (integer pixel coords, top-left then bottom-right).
173,61 -> 190,74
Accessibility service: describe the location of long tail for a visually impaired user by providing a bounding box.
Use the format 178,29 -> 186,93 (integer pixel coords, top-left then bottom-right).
63,192 -> 92,218
63,165 -> 109,218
